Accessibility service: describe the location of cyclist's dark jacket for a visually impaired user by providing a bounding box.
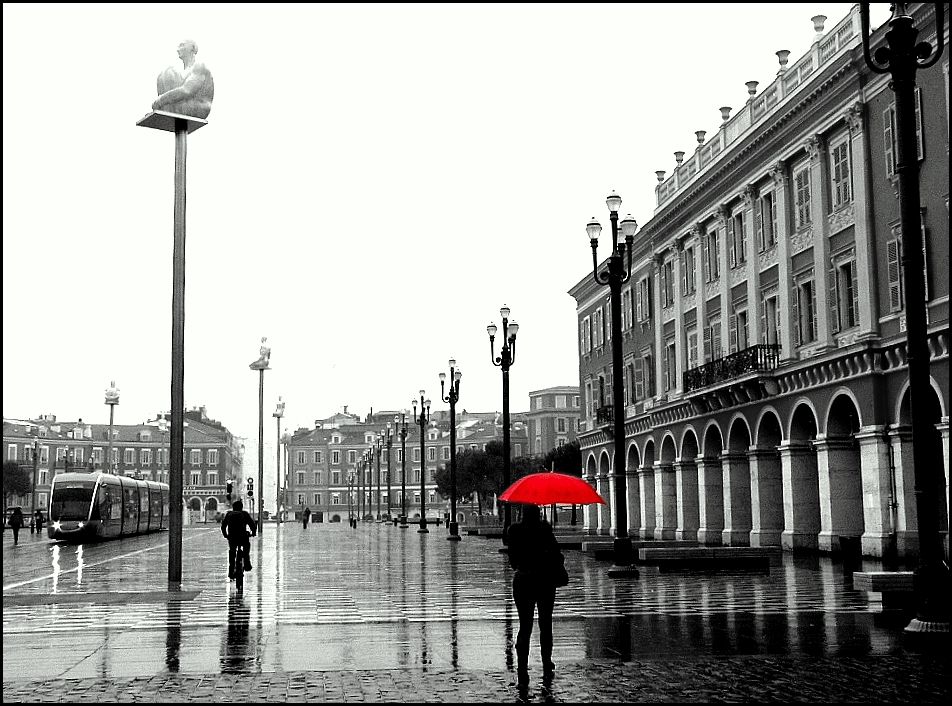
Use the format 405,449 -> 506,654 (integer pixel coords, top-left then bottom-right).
221,509 -> 257,543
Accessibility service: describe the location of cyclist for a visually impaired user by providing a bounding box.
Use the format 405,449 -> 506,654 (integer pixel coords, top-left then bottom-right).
221,499 -> 257,579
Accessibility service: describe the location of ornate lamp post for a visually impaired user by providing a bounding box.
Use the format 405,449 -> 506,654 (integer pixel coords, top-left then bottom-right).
273,396 -> 285,524
398,410 -> 409,528
440,358 -> 462,541
587,191 -> 640,578
249,337 -> 271,534
30,438 -> 39,519
412,391 -> 431,533
280,429 -> 291,522
104,381 -> 120,473
375,432 -> 383,521
488,306 -> 518,549
359,452 -> 367,523
860,2 -> 947,635
384,422 -> 394,522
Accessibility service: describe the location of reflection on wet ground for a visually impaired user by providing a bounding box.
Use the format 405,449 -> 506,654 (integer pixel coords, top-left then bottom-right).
1,522 -> 921,682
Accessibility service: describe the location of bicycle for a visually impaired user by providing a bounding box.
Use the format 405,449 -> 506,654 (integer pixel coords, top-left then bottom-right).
233,543 -> 246,593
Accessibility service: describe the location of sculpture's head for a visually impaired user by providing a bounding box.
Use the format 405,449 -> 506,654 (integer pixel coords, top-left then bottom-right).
177,39 -> 198,60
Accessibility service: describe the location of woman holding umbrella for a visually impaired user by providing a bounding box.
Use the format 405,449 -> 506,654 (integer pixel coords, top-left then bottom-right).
506,502 -> 562,686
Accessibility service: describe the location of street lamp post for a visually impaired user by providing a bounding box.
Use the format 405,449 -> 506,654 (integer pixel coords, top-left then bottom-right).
860,2 -> 947,635
384,422 -> 394,522
587,191 -> 640,578
358,452 -> 366,523
249,337 -> 271,534
375,433 -> 383,521
281,429 -> 291,522
31,438 -> 39,519
104,381 -> 120,473
440,358 -> 462,541
273,396 -> 285,525
488,306 -> 518,549
413,391 -> 431,533
398,410 -> 409,528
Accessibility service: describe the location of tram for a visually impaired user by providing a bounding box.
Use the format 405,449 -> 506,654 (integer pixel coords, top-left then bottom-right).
47,471 -> 170,542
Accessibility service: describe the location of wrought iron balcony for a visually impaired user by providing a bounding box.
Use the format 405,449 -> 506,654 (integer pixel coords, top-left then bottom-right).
595,405 -> 613,425
682,344 -> 781,393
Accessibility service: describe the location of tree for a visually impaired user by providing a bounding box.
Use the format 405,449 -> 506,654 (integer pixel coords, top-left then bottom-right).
542,439 -> 582,477
3,460 -> 32,507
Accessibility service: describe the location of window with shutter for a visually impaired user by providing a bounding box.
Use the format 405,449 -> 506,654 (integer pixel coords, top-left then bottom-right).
728,217 -> 737,267
792,282 -> 802,346
829,267 -> 840,334
703,325 -> 712,361
921,218 -> 930,301
884,105 -> 895,177
848,261 -> 859,327
634,358 -> 644,400
886,238 -> 903,311
729,314 -> 738,353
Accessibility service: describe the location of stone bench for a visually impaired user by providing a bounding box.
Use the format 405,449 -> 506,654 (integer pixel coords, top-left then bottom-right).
639,546 -> 772,574
852,571 -> 915,610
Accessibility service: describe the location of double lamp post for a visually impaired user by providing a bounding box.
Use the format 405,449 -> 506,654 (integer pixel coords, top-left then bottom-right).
488,306 -> 517,549
412,391 -> 431,533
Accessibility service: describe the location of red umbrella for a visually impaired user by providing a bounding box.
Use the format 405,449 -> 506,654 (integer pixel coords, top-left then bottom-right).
499,471 -> 605,505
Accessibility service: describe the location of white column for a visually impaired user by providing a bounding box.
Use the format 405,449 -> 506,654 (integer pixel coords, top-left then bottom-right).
779,441 -> 820,551
749,445 -> 784,547
854,426 -> 894,558
674,458 -> 699,541
696,455 -> 724,545
721,450 -> 752,546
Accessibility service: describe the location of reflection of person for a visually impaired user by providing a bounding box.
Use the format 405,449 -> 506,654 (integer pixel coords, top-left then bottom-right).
506,503 -> 561,686
9,508 -> 25,545
303,507 -> 311,529
221,500 -> 257,579
152,39 -> 214,119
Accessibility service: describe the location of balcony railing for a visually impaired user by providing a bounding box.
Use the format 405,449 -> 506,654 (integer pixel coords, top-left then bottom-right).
595,405 -> 613,425
682,344 -> 781,393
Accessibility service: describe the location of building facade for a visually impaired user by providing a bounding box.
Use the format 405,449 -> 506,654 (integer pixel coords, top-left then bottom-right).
3,406 -> 243,523
283,408 -> 529,524
526,386 -> 581,456
569,5 -> 949,560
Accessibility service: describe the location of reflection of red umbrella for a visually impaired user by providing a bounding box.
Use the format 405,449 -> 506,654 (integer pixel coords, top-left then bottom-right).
499,471 -> 606,505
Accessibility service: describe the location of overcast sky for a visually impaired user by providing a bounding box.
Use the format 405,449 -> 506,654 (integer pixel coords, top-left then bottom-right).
3,3 -> 886,448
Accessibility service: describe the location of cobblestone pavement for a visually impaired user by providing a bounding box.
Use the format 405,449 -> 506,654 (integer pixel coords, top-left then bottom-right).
3,522 -> 949,702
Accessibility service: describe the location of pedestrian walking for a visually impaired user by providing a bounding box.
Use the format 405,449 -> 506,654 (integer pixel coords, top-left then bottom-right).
8,507 -> 25,545
33,509 -> 44,534
302,507 -> 311,529
506,502 -> 565,686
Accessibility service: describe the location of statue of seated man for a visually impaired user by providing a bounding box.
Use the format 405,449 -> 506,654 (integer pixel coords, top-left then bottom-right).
152,39 -> 214,119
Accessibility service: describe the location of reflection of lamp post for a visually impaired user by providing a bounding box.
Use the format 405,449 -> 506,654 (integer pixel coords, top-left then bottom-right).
413,391 -> 432,533
488,306 -> 518,548
273,396 -> 285,524
860,2 -> 947,635
105,381 -> 120,474
249,337 -> 271,534
398,410 -> 409,528
587,191 -> 640,578
384,423 -> 394,522
440,358 -> 462,542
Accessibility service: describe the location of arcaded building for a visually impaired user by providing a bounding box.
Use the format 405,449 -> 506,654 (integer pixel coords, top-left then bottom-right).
569,5 -> 949,560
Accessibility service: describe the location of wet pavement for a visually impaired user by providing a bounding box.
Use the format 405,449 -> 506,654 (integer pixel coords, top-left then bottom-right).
2,521 -> 949,702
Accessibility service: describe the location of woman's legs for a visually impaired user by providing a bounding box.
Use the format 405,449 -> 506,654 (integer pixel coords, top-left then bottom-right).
537,586 -> 556,675
512,574 -> 536,683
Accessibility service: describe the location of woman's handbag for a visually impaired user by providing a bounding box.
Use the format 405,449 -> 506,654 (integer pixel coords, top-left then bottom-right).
548,549 -> 569,587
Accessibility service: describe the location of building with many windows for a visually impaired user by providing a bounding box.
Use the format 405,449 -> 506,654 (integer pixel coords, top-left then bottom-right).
569,5 -> 949,560
284,408 -> 529,524
3,406 -> 243,523
526,386 -> 581,456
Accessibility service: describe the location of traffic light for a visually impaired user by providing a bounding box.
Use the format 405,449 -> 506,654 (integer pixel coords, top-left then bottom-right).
226,481 -> 233,502
246,476 -> 254,498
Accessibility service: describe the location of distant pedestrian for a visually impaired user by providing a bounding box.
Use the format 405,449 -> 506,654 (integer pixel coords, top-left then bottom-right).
33,509 -> 43,535
302,507 -> 311,529
506,503 -> 563,686
8,508 -> 25,545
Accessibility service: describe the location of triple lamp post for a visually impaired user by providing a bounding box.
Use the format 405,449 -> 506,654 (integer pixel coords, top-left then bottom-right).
412,391 -> 431,533
440,359 -> 462,541
587,191 -> 639,578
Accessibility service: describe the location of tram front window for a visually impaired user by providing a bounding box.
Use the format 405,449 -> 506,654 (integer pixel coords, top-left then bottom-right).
50,485 -> 94,521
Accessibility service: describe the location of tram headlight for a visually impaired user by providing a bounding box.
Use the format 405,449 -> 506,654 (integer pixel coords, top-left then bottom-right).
53,520 -> 62,531
77,522 -> 84,529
